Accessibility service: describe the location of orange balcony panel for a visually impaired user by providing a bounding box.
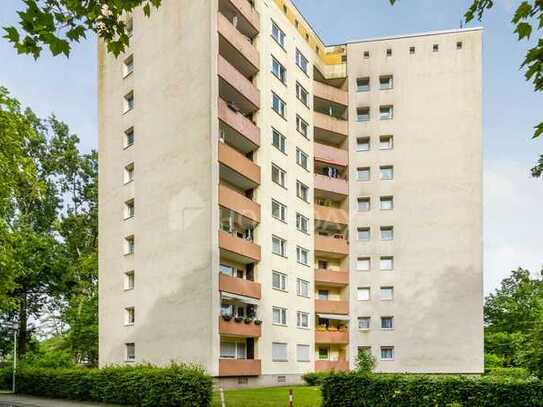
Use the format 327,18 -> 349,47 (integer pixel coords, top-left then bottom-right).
314,143 -> 348,167
218,98 -> 260,148
219,273 -> 261,299
315,300 -> 349,315
315,330 -> 349,345
218,142 -> 261,186
314,81 -> 348,106
219,230 -> 261,263
227,0 -> 260,33
219,317 -> 262,338
314,174 -> 348,196
315,360 -> 349,373
315,269 -> 349,287
314,205 -> 348,225
219,184 -> 260,223
314,112 -> 348,137
217,13 -> 260,72
315,235 -> 349,257
219,359 -> 261,377
218,55 -> 260,111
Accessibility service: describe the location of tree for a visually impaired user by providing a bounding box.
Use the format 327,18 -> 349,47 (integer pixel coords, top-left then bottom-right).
354,348 -> 376,374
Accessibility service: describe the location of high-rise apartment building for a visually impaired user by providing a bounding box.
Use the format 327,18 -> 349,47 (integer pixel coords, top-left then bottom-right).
98,0 -> 483,387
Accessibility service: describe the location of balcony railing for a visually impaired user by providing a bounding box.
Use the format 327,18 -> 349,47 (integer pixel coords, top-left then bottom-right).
219,273 -> 261,299
218,55 -> 260,113
218,142 -> 260,188
219,184 -> 260,223
219,316 -> 262,337
315,329 -> 349,345
314,111 -> 348,138
218,98 -> 260,151
221,0 -> 260,34
315,299 -> 349,315
314,81 -> 348,106
314,142 -> 348,167
314,174 -> 348,197
314,269 -> 349,286
315,360 -> 349,372
314,205 -> 348,225
315,235 -> 349,257
219,358 -> 261,376
219,229 -> 261,263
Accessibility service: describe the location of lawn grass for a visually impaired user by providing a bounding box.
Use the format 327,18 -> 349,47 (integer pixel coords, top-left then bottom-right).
212,385 -> 321,407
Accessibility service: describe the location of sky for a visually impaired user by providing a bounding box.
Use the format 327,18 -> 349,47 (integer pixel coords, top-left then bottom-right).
0,0 -> 541,295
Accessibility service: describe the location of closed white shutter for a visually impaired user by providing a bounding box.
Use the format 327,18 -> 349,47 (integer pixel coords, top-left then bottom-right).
272,342 -> 288,361
296,344 -> 310,362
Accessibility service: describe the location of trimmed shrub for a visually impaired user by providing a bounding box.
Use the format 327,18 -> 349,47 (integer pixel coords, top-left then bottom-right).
0,368 -> 11,390
486,367 -> 531,379
302,371 -> 331,386
13,364 -> 212,407
321,373 -> 543,407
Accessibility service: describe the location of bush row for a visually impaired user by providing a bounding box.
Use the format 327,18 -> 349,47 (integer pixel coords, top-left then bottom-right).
0,368 -> 11,390
321,373 -> 543,407
1,365 -> 212,407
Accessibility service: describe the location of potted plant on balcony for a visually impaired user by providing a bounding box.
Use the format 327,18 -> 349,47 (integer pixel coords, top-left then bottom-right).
234,315 -> 243,323
244,317 -> 253,324
222,314 -> 232,321
254,319 -> 262,325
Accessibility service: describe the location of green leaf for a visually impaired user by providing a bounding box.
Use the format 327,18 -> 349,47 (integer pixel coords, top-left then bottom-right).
3,26 -> 20,43
515,22 -> 532,40
534,122 -> 543,139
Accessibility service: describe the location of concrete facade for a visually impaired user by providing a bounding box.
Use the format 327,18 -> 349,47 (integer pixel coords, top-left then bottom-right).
98,0 -> 483,386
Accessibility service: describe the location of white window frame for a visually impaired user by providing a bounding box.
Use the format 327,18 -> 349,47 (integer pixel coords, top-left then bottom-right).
125,343 -> 135,361
380,286 -> 394,301
272,92 -> 286,118
124,271 -> 135,290
124,235 -> 135,255
272,307 -> 288,326
271,56 -> 287,84
125,307 -> 135,325
272,270 -> 288,291
123,54 -> 134,78
296,82 -> 309,107
272,163 -> 287,187
297,278 -> 310,298
357,197 -> 371,212
124,127 -> 134,148
379,135 -> 393,150
296,115 -> 309,138
358,317 -> 371,330
356,137 -> 370,152
124,162 -> 134,184
357,77 -> 370,92
357,287 -> 371,301
295,48 -> 309,74
357,107 -> 370,122
272,199 -> 287,222
380,256 -> 394,271
272,342 -> 288,361
271,20 -> 286,48
380,196 -> 394,210
296,148 -> 309,170
380,75 -> 393,90
357,167 -> 370,182
296,181 -> 309,202
296,213 -> 309,233
380,346 -> 395,361
356,257 -> 371,272
272,235 -> 287,257
123,91 -> 134,113
379,105 -> 394,120
381,316 -> 394,330
297,311 -> 310,329
296,246 -> 309,266
380,166 -> 394,180
124,199 -> 135,220
272,128 -> 286,153
357,227 -> 370,242
380,226 -> 394,241
296,344 -> 310,362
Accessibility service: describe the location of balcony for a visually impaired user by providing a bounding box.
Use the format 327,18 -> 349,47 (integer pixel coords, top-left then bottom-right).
314,142 -> 348,168
219,316 -> 262,337
219,184 -> 260,223
314,112 -> 348,145
315,269 -> 349,287
315,330 -> 349,345
219,230 -> 261,263
219,273 -> 261,300
314,81 -> 348,106
314,205 -> 348,226
315,235 -> 348,258
218,12 -> 259,79
314,174 -> 348,200
218,55 -> 260,114
219,142 -> 260,190
219,358 -> 261,377
315,300 -> 349,315
315,360 -> 349,372
219,98 -> 260,153
219,0 -> 260,36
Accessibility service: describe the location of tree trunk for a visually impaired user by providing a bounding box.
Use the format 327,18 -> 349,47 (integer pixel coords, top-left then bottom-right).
17,294 -> 28,358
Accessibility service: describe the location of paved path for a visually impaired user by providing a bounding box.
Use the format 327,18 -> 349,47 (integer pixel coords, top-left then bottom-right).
0,394 -> 124,407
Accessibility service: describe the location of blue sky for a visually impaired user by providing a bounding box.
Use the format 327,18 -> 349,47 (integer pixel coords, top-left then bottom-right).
0,0 -> 541,294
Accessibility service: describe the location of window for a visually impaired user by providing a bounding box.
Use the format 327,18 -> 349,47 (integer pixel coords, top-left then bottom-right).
296,181 -> 309,202
124,162 -> 134,184
318,289 -> 329,300
381,346 -> 394,360
379,135 -> 393,150
318,346 -> 329,360
123,55 -> 134,77
386,48 -> 392,57
318,260 -> 328,270
296,246 -> 309,265
357,287 -> 371,301
272,92 -> 286,118
296,82 -> 309,107
357,257 -> 371,272
379,105 -> 393,120
380,196 -> 394,210
296,148 -> 309,170
297,311 -> 310,329
272,56 -> 287,83
358,317 -> 371,330
357,227 -> 370,241
271,21 -> 286,48
357,197 -> 370,212
380,75 -> 393,90
124,127 -> 134,148
272,307 -> 287,326
220,341 -> 246,359
380,166 -> 394,180
297,279 -> 310,297
125,16 -> 133,37
124,271 -> 135,290
220,264 -> 235,276
124,199 -> 135,219
296,213 -> 309,233
357,137 -> 370,151
272,163 -> 287,187
357,107 -> 370,122
433,44 -> 439,52
457,41 -> 463,50
295,49 -> 309,74
124,235 -> 135,255
380,226 -> 394,241
296,115 -> 309,138
381,286 -> 394,300
272,271 -> 287,291
357,77 -> 370,92
271,199 -> 287,222
380,257 -> 394,271
125,343 -> 135,361
381,316 -> 394,329
125,307 -> 135,325
409,46 -> 415,54
297,344 -> 310,362
272,342 -> 288,361
357,167 -> 370,182
272,128 -> 286,153
272,235 -> 287,257
363,50 -> 370,59
123,91 -> 134,113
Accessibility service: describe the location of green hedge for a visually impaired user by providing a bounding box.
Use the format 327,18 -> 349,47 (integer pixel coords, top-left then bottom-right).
0,368 -> 11,390
485,367 -> 531,379
302,372 -> 331,386
321,373 -> 543,407
9,365 -> 212,407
